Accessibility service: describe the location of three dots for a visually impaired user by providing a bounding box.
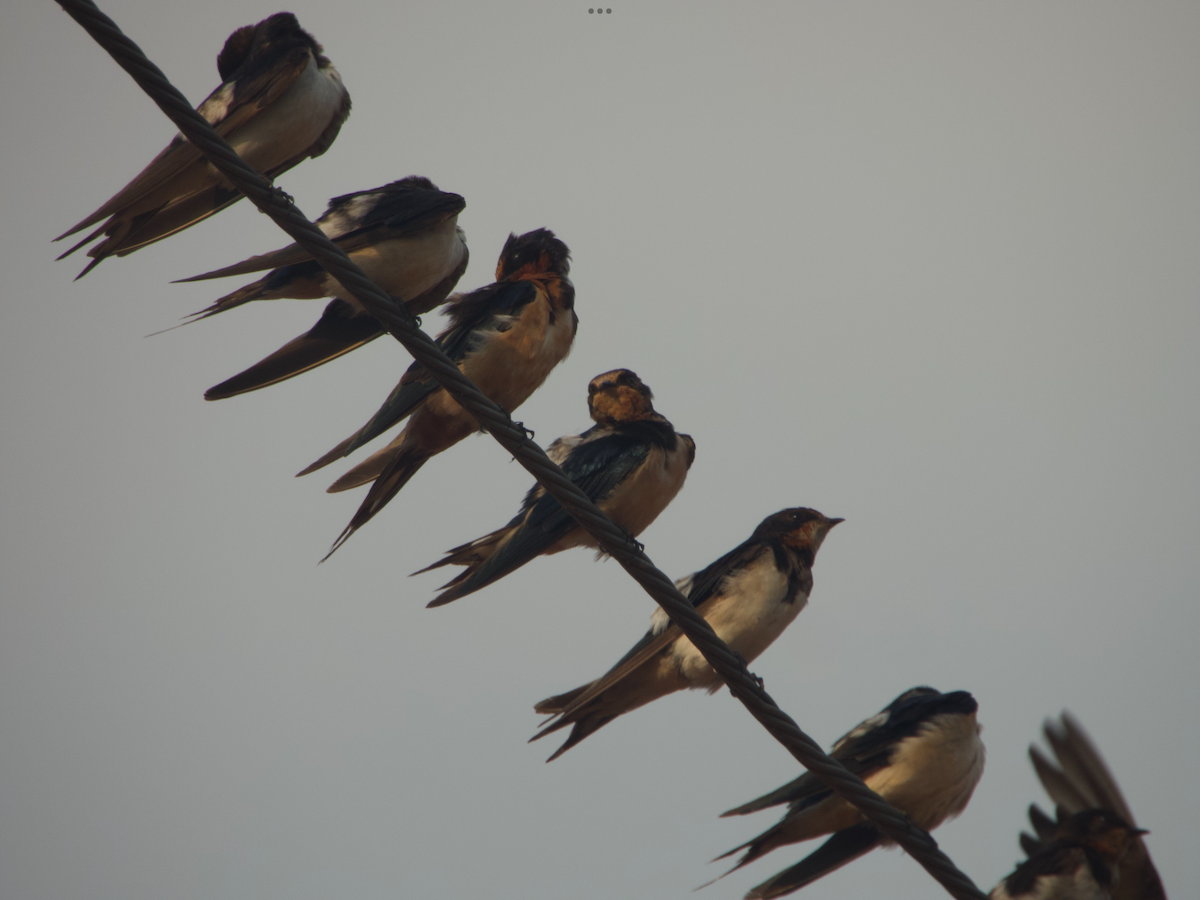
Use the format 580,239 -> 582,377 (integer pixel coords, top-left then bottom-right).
588,8 -> 613,13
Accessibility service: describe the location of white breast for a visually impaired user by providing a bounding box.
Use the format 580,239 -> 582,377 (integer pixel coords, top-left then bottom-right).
867,712 -> 985,832
596,436 -> 691,541
989,855 -> 1107,900
337,217 -> 466,304
459,300 -> 576,414
666,551 -> 807,691
227,53 -> 347,171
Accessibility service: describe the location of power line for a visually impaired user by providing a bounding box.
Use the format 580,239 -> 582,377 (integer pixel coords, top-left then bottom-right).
52,3 -> 988,896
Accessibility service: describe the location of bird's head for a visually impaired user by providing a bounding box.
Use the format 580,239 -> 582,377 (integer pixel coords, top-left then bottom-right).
1068,809 -> 1148,861
218,14 -> 325,83
587,369 -> 655,425
754,508 -> 843,560
496,229 -> 571,281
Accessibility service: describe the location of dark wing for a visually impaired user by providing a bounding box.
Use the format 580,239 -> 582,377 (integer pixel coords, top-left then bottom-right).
683,533 -> 775,610
744,824 -> 882,900
349,280 -> 539,448
427,431 -> 653,605
1030,714 -> 1166,900
515,430 -> 652,539
174,241 -> 329,283
301,280 -> 540,472
540,539 -> 774,723
204,300 -> 383,400
57,41 -> 312,242
1037,714 -> 1135,822
176,182 -> 465,281
722,689 -> 948,817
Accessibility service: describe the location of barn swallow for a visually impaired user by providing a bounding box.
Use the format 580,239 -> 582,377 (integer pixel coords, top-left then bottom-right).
178,176 -> 468,399
989,809 -> 1148,900
712,686 -> 984,898
410,369 -> 695,603
55,13 -> 351,278
301,228 -> 573,481
1019,714 -> 1166,900
530,507 -> 841,762
307,229 -> 575,556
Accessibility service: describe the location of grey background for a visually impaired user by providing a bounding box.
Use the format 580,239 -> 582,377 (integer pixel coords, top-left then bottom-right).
2,1 -> 1197,898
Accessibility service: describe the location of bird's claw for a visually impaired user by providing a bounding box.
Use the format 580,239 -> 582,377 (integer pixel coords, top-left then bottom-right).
735,652 -> 764,688
268,186 -> 295,207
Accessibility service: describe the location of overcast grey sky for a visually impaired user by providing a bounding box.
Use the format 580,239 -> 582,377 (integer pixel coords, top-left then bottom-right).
2,2 -> 1198,898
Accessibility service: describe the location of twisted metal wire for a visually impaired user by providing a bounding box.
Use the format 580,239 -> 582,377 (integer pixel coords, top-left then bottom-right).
53,2 -> 988,897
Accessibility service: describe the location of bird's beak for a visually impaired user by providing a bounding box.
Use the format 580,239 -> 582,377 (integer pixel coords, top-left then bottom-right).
826,517 -> 845,527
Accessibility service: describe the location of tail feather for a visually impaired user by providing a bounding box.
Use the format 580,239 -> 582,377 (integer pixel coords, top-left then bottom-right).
695,826 -> 782,892
743,825 -> 881,899
411,530 -> 506,578
721,781 -> 809,818
326,440 -> 404,492
184,280 -> 268,322
417,528 -> 515,607
423,527 -> 545,608
298,433 -> 359,478
56,222 -> 108,260
711,822 -> 787,873
73,255 -> 107,280
321,452 -> 430,561
54,210 -> 106,243
529,710 -> 620,763
112,185 -> 240,257
533,684 -> 590,716
204,307 -> 384,401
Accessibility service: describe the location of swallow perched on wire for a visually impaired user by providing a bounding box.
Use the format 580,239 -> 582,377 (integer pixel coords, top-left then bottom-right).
1016,713 -> 1166,900
529,507 -> 840,762
55,13 -> 351,278
411,369 -> 694,603
990,809 -> 1148,900
712,686 -> 984,899
302,228 -> 573,484
307,229 -> 575,557
177,176 -> 468,399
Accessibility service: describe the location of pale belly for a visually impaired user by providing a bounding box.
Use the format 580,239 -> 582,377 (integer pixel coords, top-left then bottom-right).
335,219 -> 465,305
226,56 -> 346,172
598,440 -> 691,538
866,713 -> 985,830
459,304 -> 576,413
667,553 -> 806,689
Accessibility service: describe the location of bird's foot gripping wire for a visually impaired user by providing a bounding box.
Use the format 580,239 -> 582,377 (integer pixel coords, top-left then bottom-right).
620,528 -> 645,554
266,186 -> 295,208
511,419 -> 535,442
732,650 -> 764,688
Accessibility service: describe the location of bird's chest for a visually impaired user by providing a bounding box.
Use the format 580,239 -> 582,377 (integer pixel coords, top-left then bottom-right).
669,557 -> 805,688
460,302 -> 574,412
597,440 -> 690,539
992,852 -> 1106,900
335,219 -> 464,302
868,715 -> 985,831
229,58 -> 345,168
706,558 -> 806,659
